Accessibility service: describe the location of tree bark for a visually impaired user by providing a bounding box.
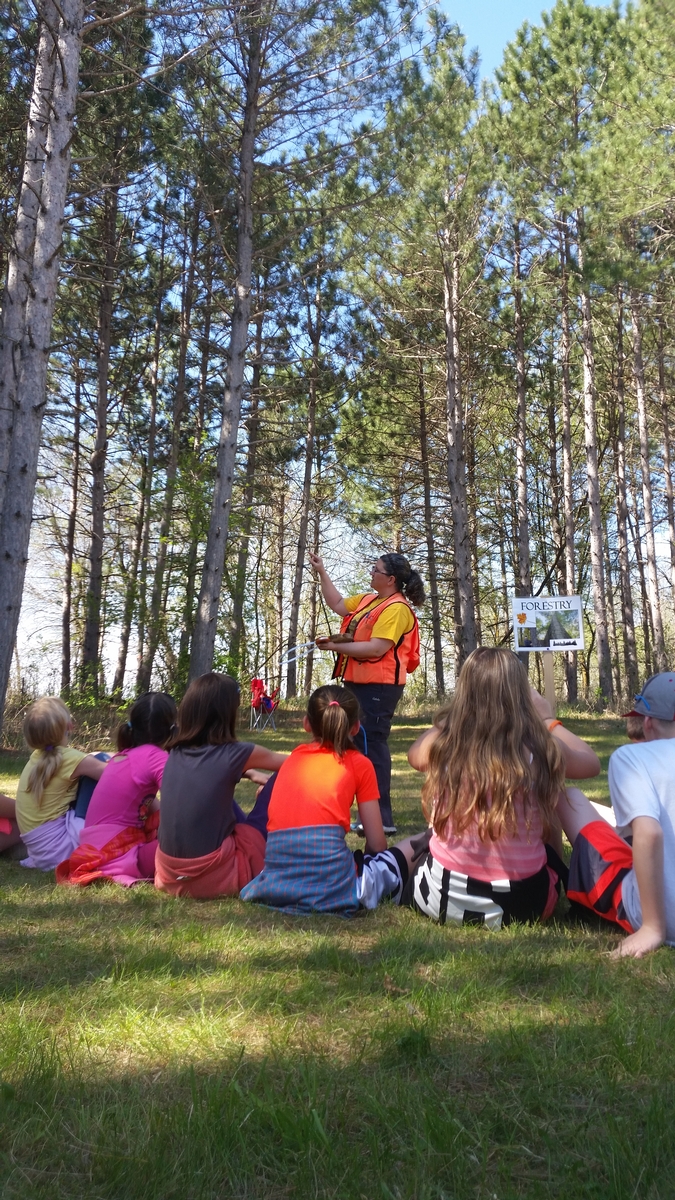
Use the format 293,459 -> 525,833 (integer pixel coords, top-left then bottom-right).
111,463 -> 146,697
137,206 -> 198,693
229,292 -> 263,676
61,372 -> 81,696
81,177 -> 119,694
419,357 -> 445,696
657,299 -> 675,612
303,494 -> 321,696
442,241 -> 476,669
189,12 -> 262,680
558,215 -> 577,700
514,223 -> 531,599
614,289 -> 639,697
136,197 -> 167,673
628,485 -> 653,679
0,4 -> 59,515
0,0 -> 85,729
286,263 -> 321,698
577,212 -> 612,704
630,287 -> 666,669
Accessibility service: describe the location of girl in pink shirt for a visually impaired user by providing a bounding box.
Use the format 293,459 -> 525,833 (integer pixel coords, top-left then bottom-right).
57,693 -> 177,887
404,648 -> 567,929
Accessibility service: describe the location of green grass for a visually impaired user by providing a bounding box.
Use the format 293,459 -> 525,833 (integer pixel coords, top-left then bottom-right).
2,714 -> 675,1200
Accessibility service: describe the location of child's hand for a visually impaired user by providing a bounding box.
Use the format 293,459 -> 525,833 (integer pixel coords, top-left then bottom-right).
609,925 -> 665,959
242,769 -> 272,787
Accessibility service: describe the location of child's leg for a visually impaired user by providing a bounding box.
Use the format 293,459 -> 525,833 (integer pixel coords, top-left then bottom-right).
73,753 -> 110,818
235,773 -> 276,839
556,786 -> 613,845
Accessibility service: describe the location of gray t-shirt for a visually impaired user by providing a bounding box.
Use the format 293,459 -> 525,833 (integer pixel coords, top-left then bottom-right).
609,738 -> 675,945
158,741 -> 254,859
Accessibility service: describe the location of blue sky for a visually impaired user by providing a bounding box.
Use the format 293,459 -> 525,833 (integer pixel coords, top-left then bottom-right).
439,0 -> 607,78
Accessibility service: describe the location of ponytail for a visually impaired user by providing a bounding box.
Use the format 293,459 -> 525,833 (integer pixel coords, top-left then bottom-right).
23,697 -> 71,808
306,685 -> 360,759
379,552 -> 426,607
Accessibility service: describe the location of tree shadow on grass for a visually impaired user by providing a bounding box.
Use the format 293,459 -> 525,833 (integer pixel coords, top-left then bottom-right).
1,1012 -> 674,1200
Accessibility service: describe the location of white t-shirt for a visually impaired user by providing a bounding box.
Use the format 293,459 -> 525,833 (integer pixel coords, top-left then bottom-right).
608,739 -> 675,945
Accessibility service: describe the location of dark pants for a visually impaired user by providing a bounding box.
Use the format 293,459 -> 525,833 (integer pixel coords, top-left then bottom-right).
343,682 -> 404,827
233,773 -> 276,840
72,753 -> 110,819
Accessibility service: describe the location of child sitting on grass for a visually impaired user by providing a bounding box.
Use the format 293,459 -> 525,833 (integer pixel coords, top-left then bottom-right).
154,672 -> 286,899
15,697 -> 108,871
57,692 -> 177,887
404,647 -> 570,929
240,685 -> 416,915
559,671 -> 675,958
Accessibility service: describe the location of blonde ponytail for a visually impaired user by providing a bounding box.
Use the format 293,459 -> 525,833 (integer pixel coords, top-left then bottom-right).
23,698 -> 71,808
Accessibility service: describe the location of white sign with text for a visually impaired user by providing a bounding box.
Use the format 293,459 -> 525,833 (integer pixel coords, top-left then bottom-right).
512,595 -> 585,652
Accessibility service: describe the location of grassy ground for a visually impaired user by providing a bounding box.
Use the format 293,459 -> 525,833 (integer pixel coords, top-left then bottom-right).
2,714 -> 675,1200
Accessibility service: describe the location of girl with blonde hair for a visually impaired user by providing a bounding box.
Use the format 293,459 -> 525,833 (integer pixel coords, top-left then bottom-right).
405,647 -> 598,929
15,697 -> 107,871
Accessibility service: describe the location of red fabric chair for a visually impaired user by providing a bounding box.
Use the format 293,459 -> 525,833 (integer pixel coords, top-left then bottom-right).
250,679 -> 279,731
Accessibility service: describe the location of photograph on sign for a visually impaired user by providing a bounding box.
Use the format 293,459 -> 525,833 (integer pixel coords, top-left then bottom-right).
512,595 -> 585,652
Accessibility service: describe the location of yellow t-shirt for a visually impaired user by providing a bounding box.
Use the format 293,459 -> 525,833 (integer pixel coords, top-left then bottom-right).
16,747 -> 87,834
344,593 -> 414,645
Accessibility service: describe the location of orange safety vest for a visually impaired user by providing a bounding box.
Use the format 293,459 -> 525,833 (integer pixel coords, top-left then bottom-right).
333,593 -> 420,686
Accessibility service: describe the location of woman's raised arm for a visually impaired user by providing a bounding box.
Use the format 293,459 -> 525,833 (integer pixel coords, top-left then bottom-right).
308,552 -> 349,617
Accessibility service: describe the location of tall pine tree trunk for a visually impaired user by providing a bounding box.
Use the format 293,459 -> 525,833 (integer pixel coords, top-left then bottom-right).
111,465 -> 146,696
229,296 -> 263,676
303,495 -> 321,696
657,300 -> 675,612
630,288 -> 666,669
190,13 -> 262,680
286,265 -> 321,698
419,358 -> 445,696
577,213 -> 612,703
137,207 -> 198,692
442,241 -> 476,669
61,373 -> 81,696
614,290 -> 639,696
136,195 -> 167,671
514,223 -> 531,599
0,0 -> 85,729
81,179 -> 119,694
559,216 -> 577,699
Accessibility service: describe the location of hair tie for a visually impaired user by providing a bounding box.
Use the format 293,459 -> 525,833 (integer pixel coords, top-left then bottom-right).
44,745 -> 54,752
328,700 -> 341,707
126,721 -> 133,729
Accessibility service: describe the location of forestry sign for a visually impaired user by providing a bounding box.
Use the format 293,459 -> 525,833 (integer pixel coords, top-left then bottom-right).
512,595 -> 585,652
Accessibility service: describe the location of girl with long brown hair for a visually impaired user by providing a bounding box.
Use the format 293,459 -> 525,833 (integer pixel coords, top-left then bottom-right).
405,647 -> 597,929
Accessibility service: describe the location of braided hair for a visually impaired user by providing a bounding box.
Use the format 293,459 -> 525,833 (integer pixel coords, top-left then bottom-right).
379,552 -> 426,607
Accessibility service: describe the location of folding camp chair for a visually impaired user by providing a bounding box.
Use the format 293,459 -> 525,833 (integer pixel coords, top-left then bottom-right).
249,678 -> 279,731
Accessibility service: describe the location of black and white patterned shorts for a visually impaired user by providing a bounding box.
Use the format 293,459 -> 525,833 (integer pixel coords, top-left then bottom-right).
405,850 -> 561,930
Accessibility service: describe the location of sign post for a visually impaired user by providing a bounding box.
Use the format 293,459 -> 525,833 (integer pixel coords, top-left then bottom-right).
512,595 -> 585,717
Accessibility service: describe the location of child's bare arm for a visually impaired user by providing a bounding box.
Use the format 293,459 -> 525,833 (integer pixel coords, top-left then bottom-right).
243,746 -> 287,772
70,754 -> 107,782
358,799 -> 387,855
407,726 -> 439,773
529,687 -> 600,778
610,816 -> 666,959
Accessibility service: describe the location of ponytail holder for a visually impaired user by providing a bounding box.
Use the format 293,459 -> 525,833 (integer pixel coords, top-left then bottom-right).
44,745 -> 54,752
126,721 -> 133,729
328,700 -> 341,707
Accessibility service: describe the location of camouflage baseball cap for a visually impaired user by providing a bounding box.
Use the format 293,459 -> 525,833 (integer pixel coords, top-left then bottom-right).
623,671 -> 675,721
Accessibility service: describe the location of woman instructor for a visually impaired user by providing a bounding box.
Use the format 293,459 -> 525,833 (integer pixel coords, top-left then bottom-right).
309,551 -> 425,834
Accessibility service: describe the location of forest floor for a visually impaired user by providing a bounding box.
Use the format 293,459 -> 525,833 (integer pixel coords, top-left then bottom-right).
1,713 -> 675,1200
